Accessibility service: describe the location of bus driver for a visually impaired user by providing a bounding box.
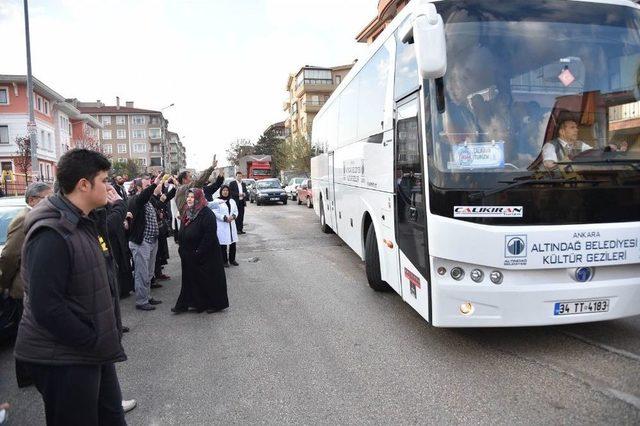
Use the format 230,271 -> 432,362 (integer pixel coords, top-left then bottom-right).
542,118 -> 628,169
542,119 -> 592,169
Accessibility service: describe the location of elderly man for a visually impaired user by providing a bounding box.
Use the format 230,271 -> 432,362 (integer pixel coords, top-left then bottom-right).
0,182 -> 52,306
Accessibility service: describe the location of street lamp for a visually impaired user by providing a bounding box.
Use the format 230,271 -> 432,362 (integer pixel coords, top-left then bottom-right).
23,0 -> 39,182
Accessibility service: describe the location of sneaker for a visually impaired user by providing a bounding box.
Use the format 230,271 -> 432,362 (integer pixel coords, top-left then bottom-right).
171,307 -> 187,314
230,261 -> 239,266
223,262 -> 230,268
156,274 -> 171,281
122,399 -> 137,413
122,326 -> 130,333
136,304 -> 156,311
149,298 -> 163,305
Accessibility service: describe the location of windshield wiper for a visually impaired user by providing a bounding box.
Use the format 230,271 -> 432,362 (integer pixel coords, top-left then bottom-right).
469,178 -> 605,200
556,158 -> 640,171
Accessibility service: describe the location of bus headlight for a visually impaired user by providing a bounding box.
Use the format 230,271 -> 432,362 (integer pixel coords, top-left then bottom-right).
450,267 -> 465,281
460,302 -> 474,315
490,271 -> 503,284
470,269 -> 484,283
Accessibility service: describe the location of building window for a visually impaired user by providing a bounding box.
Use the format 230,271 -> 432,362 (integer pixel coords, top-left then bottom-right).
335,75 -> 342,85
149,116 -> 160,125
44,100 -> 49,115
36,96 -> 42,112
47,133 -> 52,151
149,128 -> 161,139
102,130 -> 112,140
136,158 -> 147,166
117,129 -> 127,139
133,143 -> 146,153
150,157 -> 162,166
0,126 -> 9,144
132,129 -> 146,139
101,116 -> 112,125
0,88 -> 8,105
116,115 -> 126,125
103,144 -> 113,154
132,115 -> 145,125
117,144 -> 127,153
117,157 -> 126,163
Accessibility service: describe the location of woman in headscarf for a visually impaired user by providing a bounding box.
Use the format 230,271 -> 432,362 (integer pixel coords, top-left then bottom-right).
211,185 -> 239,267
172,188 -> 229,314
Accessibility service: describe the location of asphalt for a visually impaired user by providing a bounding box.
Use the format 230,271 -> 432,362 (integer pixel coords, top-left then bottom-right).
1,201 -> 639,425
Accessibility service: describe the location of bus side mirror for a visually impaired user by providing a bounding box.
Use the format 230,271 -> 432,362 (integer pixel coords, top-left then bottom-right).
403,2 -> 447,79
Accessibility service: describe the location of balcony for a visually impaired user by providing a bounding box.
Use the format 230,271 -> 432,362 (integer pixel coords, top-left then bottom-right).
302,99 -> 326,113
294,79 -> 336,98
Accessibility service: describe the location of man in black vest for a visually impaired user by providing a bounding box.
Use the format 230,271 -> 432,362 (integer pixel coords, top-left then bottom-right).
228,171 -> 247,234
14,149 -> 127,425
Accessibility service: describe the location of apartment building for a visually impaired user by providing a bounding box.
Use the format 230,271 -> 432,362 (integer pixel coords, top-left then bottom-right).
283,64 -> 353,141
166,130 -> 187,172
0,75 -> 101,185
73,98 -> 169,173
356,0 -> 409,44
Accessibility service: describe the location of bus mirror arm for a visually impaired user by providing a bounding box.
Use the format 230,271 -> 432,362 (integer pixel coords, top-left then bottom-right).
411,2 -> 447,80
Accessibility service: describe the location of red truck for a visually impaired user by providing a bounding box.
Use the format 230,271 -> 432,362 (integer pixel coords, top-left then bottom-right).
239,155 -> 272,180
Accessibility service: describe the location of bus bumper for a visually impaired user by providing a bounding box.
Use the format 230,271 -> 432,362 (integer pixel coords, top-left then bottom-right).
430,261 -> 640,327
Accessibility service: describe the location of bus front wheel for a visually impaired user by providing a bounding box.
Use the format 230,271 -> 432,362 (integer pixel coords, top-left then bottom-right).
319,198 -> 332,234
365,225 -> 391,292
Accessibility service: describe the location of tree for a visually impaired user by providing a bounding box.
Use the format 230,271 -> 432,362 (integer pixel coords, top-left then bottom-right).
254,128 -> 282,176
74,127 -> 110,158
276,136 -> 312,175
112,159 -> 141,178
14,135 -> 33,184
226,138 -> 254,166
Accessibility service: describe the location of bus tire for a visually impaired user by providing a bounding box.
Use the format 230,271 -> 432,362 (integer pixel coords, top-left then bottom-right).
307,197 -> 312,208
319,198 -> 332,234
365,225 -> 391,292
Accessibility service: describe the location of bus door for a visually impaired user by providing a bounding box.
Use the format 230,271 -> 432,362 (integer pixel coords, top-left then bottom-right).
327,151 -> 337,231
394,93 -> 431,321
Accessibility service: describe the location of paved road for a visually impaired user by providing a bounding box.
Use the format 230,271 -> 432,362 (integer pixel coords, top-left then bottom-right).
1,201 -> 640,425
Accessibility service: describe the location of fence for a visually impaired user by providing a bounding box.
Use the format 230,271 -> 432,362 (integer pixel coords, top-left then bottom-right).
1,177 -> 55,197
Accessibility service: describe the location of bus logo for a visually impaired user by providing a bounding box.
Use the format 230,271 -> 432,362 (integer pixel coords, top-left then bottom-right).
505,235 -> 527,257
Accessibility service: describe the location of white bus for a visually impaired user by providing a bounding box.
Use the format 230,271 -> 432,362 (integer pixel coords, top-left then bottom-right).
310,0 -> 640,327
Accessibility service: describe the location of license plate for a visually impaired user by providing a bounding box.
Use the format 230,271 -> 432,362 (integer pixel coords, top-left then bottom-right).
554,299 -> 609,316
270,197 -> 280,201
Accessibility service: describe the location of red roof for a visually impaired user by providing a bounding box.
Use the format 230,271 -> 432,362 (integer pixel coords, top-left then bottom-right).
77,106 -> 161,114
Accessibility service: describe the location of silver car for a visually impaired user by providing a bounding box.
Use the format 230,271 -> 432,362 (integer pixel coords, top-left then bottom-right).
0,197 -> 27,255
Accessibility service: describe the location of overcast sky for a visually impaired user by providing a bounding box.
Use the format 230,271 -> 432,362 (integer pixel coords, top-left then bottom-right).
0,0 -> 374,169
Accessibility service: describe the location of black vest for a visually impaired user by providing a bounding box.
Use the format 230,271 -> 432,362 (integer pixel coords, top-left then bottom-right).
14,195 -> 126,365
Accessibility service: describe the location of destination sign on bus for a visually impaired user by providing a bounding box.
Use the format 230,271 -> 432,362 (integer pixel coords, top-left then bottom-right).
504,231 -> 640,267
448,141 -> 505,170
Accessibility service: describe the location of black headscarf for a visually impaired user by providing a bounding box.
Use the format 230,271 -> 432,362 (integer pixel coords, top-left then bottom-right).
218,184 -> 232,213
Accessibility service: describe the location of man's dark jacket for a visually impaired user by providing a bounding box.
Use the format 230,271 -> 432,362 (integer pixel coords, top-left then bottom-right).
127,183 -> 157,245
228,180 -> 248,207
14,195 -> 126,365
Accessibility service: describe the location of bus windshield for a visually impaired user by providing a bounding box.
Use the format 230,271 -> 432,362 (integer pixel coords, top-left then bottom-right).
431,0 -> 640,185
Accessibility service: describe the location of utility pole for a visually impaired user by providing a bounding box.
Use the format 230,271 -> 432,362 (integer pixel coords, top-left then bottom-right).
24,0 -> 39,182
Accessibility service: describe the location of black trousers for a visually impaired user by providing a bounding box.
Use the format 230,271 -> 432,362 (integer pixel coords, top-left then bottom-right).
26,362 -> 125,426
236,203 -> 245,232
221,243 -> 236,263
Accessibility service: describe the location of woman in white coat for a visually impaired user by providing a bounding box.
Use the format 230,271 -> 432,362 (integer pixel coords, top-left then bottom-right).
211,185 -> 239,267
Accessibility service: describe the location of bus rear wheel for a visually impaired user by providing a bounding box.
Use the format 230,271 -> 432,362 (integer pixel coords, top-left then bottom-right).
365,225 -> 391,292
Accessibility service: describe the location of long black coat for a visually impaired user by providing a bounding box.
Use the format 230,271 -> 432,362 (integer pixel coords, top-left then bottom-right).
174,207 -> 228,312
106,200 -> 134,297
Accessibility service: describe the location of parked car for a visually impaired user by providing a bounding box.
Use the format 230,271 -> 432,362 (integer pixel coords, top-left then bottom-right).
249,178 -> 278,203
242,178 -> 256,192
0,197 -> 27,255
284,177 -> 306,201
251,179 -> 287,205
297,179 -> 313,208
